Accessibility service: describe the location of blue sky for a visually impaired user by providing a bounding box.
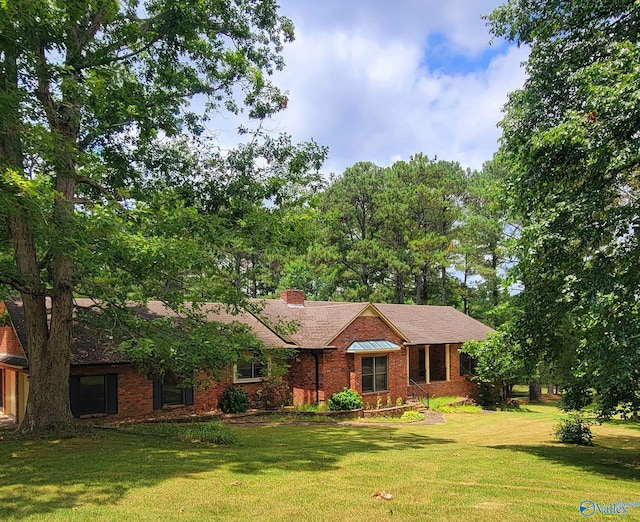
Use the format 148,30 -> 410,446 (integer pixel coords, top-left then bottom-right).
212,1 -> 529,176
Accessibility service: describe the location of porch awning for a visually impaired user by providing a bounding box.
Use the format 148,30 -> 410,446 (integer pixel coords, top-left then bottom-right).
346,340 -> 400,353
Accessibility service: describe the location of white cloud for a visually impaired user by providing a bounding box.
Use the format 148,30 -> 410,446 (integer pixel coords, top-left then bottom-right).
207,1 -> 529,175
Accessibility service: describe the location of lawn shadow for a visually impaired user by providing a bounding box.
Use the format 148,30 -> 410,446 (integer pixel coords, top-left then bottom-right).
0,423 -> 454,519
486,432 -> 640,482
222,423 -> 455,475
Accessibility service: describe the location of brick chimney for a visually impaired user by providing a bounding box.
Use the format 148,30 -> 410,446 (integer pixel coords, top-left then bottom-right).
280,289 -> 305,307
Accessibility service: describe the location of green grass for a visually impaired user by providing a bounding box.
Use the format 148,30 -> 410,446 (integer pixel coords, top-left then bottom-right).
120,420 -> 236,444
293,403 -> 326,413
1,403 -> 639,521
425,395 -> 482,413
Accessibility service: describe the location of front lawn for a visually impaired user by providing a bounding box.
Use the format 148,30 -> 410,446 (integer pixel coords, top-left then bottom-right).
1,403 -> 639,521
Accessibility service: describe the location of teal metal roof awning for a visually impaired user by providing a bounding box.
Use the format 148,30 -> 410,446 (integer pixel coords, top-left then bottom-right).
346,340 -> 400,353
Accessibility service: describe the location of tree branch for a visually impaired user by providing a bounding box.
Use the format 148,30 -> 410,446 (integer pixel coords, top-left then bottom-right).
75,175 -> 111,197
0,274 -> 49,297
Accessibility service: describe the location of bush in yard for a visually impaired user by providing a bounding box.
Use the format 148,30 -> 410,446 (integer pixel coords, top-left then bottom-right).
474,382 -> 501,409
400,411 -> 425,422
253,375 -> 292,410
328,388 -> 363,411
219,387 -> 249,414
554,415 -> 594,445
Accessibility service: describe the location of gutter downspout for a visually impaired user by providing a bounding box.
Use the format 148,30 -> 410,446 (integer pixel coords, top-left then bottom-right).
313,351 -> 320,405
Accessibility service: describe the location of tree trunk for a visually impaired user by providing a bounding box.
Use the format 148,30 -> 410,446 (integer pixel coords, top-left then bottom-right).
415,265 -> 428,305
394,272 -> 404,304
491,251 -> 499,307
19,176 -> 77,434
440,265 -> 447,305
18,54 -> 80,434
529,380 -> 542,402
20,296 -> 75,434
414,273 -> 423,305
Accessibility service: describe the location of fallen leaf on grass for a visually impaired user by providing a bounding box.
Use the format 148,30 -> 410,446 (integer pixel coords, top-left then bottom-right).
231,481 -> 242,486
372,491 -> 393,500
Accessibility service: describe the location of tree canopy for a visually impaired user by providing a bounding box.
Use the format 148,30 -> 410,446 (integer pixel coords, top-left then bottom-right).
484,0 -> 640,417
0,0 -> 325,434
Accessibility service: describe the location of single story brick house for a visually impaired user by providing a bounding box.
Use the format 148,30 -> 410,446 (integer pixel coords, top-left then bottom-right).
0,290 -> 492,423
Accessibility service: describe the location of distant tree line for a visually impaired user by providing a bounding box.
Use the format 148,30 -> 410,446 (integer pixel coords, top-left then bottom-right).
221,154 -> 514,327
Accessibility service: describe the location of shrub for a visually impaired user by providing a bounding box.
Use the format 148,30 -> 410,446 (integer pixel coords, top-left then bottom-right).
294,403 -> 325,413
554,415 -> 594,445
328,388 -> 363,411
253,376 -> 292,410
474,382 -> 501,409
400,410 -> 425,422
219,387 -> 249,414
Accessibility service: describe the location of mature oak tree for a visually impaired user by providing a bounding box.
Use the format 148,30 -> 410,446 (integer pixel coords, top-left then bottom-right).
0,0 -> 324,434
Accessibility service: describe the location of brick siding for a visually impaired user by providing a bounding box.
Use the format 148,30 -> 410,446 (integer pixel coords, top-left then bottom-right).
407,343 -> 477,399
320,316 -> 408,405
0,326 -> 25,357
70,364 -> 265,421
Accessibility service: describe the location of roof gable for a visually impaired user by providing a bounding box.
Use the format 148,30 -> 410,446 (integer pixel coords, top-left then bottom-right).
324,303 -> 409,346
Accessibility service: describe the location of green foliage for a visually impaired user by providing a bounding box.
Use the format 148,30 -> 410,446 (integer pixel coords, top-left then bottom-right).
462,329 -> 529,393
399,410 -> 425,422
426,396 -> 482,413
473,382 -> 501,409
293,403 -> 326,413
253,375 -> 292,410
219,387 -> 249,414
0,312 -> 10,327
327,388 -> 364,411
488,0 -> 640,418
554,415 -> 594,446
0,0 -> 327,434
308,155 -> 510,308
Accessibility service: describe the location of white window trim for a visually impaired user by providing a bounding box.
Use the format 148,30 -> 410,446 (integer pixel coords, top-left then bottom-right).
361,355 -> 389,394
233,359 -> 268,384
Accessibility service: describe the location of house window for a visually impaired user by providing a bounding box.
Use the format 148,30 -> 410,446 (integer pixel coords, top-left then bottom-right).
429,344 -> 448,382
153,377 -> 195,410
234,355 -> 267,383
362,356 -> 388,393
80,375 -> 106,415
69,373 -> 118,418
459,351 -> 476,376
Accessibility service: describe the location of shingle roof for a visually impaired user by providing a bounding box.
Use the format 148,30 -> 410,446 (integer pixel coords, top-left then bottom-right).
4,296 -> 492,368
135,300 -> 295,349
255,298 -> 492,347
375,304 -> 493,344
4,298 -> 296,367
256,299 -> 372,347
0,354 -> 28,368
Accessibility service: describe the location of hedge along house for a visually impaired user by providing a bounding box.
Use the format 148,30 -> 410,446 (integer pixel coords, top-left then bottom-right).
0,290 -> 492,424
